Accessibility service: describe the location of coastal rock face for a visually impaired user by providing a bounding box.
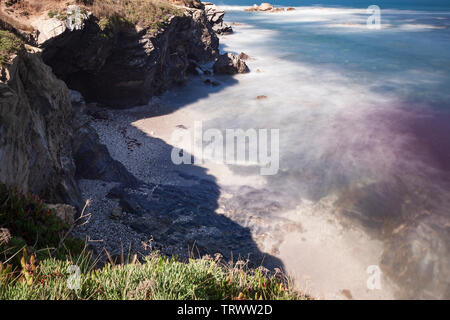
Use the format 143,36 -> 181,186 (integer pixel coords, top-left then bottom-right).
0,52 -> 82,208
41,8 -> 220,107
213,52 -> 249,75
31,5 -> 90,45
204,2 -> 233,35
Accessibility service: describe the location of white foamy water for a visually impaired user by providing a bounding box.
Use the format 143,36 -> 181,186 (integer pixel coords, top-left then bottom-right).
149,5 -> 450,299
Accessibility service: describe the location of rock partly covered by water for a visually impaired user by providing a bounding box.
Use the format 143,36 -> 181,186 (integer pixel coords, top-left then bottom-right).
381,215 -> 450,299
214,52 -> 250,74
245,3 -> 295,12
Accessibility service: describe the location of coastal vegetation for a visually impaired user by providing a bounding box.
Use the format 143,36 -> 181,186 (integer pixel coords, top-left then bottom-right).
0,30 -> 23,67
78,0 -> 184,31
0,184 -> 306,300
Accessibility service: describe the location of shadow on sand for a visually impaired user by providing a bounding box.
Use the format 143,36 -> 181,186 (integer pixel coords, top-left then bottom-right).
94,73 -> 284,271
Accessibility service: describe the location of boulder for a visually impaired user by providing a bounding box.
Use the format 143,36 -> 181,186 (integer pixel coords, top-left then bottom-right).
238,52 -> 250,60
245,4 -> 260,12
213,53 -> 249,75
109,206 -> 123,220
47,204 -> 77,226
258,3 -> 274,11
204,2 -> 233,35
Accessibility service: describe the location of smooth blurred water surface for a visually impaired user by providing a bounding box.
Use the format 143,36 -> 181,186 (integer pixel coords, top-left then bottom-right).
162,1 -> 450,298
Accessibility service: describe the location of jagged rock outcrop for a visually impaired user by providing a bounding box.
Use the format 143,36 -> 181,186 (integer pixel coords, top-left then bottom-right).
0,52 -> 82,208
213,52 -> 249,75
204,2 -> 233,35
39,7 -> 220,107
31,5 -> 90,45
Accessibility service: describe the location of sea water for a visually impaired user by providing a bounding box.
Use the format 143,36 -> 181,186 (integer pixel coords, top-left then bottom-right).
158,1 -> 450,299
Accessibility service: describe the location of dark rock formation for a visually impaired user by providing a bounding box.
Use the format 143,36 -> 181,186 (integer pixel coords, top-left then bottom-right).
0,52 -> 82,208
238,52 -> 250,60
204,2 -> 233,35
70,91 -> 140,187
40,8 -> 220,107
214,52 -> 249,75
0,3 -> 236,211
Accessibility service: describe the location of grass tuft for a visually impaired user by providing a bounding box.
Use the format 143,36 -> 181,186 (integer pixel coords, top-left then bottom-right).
0,30 -> 23,67
0,251 -> 307,300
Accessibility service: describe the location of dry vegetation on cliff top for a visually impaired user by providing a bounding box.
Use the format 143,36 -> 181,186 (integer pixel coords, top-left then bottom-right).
0,30 -> 23,67
1,0 -> 200,26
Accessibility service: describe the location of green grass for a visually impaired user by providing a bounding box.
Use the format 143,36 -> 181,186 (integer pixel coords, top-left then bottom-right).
0,30 -> 23,67
0,252 -> 307,300
0,183 -> 306,300
0,183 -> 84,263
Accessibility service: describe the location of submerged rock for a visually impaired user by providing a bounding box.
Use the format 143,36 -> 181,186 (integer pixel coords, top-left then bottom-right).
213,53 -> 249,75
381,216 -> 450,299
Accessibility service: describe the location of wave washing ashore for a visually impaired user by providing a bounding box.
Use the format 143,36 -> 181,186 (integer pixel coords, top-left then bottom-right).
72,1 -> 450,299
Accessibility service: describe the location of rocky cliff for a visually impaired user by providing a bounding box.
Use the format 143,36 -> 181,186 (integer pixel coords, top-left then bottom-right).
0,2 -> 237,209
40,7 -> 220,107
0,50 -> 82,208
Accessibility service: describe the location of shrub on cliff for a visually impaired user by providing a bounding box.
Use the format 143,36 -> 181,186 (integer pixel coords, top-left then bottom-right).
0,183 -> 83,265
77,0 -> 184,32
